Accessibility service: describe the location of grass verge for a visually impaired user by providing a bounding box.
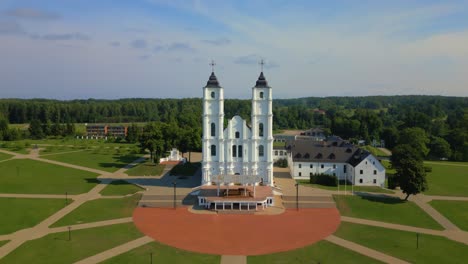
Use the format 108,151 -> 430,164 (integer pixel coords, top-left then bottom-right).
125,161 -> 165,176
429,200 -> 468,231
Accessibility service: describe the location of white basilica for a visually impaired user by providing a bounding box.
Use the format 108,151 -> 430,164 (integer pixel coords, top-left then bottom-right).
201,70 -> 274,186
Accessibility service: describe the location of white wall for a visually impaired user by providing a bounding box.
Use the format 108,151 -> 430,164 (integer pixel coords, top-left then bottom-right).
352,155 -> 386,186
291,161 -> 349,181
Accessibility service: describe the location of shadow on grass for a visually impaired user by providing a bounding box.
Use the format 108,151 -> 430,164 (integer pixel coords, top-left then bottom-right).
355,192 -> 405,204
85,178 -> 101,184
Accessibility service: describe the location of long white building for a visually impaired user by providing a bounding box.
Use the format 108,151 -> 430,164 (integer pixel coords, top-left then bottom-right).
201,70 -> 274,186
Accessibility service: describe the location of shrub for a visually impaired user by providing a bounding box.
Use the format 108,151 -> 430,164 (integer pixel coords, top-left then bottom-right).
424,166 -> 432,173
387,173 -> 398,189
274,158 -> 288,168
309,173 -> 338,186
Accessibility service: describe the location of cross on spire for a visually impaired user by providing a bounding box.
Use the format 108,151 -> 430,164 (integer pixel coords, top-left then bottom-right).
259,59 -> 265,72
209,60 -> 216,72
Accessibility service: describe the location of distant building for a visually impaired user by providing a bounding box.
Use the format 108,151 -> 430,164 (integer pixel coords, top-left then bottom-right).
85,124 -> 128,138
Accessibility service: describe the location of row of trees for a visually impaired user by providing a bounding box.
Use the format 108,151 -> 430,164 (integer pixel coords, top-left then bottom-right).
1,96 -> 466,160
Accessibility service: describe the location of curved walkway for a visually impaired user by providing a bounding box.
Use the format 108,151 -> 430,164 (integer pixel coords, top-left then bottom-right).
133,207 -> 341,256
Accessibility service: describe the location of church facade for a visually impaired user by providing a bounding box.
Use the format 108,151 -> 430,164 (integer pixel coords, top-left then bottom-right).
201,71 -> 274,186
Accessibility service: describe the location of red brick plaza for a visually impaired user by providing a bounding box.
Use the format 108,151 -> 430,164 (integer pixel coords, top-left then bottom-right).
133,207 -> 340,255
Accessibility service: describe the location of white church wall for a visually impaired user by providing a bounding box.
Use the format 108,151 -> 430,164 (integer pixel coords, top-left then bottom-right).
353,155 -> 386,186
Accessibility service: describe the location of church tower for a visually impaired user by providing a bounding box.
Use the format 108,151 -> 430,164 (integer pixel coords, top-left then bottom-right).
202,70 -> 224,185
251,71 -> 274,185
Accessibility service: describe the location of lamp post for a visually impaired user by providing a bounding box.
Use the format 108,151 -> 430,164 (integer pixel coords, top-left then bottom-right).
150,252 -> 153,264
172,181 -> 177,209
295,183 -> 299,211
68,226 -> 71,241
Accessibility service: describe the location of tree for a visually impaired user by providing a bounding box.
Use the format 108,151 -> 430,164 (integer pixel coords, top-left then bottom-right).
126,123 -> 140,143
391,144 -> 427,200
29,119 -> 44,139
381,127 -> 399,149
0,117 -> 8,140
428,136 -> 451,160
398,127 -> 430,158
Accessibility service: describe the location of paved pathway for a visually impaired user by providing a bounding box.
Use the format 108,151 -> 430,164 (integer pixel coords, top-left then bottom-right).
326,235 -> 410,264
220,255 -> 246,264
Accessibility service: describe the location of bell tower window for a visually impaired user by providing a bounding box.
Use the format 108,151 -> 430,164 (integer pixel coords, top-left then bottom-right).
211,91 -> 215,98
259,145 -> 264,157
211,123 -> 215,137
211,145 -> 216,156
235,131 -> 240,138
259,123 -> 264,137
260,91 -> 264,99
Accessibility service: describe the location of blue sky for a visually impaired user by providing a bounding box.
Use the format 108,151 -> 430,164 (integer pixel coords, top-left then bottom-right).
0,0 -> 467,99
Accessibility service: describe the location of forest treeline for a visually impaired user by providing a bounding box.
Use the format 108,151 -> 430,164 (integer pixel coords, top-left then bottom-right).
0,95 -> 467,161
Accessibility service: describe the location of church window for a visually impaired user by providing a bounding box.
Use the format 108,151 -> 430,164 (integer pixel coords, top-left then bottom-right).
344,165 -> 347,173
333,164 -> 336,169
238,146 -> 243,157
211,91 -> 215,98
211,145 -> 216,156
259,145 -> 264,157
211,123 -> 215,137
359,179 -> 363,183
275,151 -> 278,156
260,92 -> 264,99
373,179 -> 377,184
232,145 -> 237,157
374,170 -> 377,175
299,164 -> 302,168
310,164 -> 313,168
299,172 -> 302,176
321,164 -> 324,169
259,123 -> 264,137
360,170 -> 363,175
235,131 -> 240,138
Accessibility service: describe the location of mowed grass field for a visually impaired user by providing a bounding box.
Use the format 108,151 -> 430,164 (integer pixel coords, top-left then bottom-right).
297,180 -> 394,194
248,240 -> 383,264
125,161 -> 165,176
102,241 -> 221,264
335,222 -> 468,264
100,180 -> 144,196
334,195 -> 442,230
0,159 -> 99,194
0,197 -> 69,235
50,194 -> 141,227
42,150 -> 142,173
0,223 -> 143,264
430,200 -> 468,231
0,152 -> 13,161
423,161 -> 468,196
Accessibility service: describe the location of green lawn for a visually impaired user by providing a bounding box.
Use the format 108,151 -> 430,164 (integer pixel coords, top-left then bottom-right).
334,195 -> 442,230
101,241 -> 220,264
423,161 -> 468,196
42,150 -> 142,172
335,222 -> 468,264
361,145 -> 390,157
430,200 -> 468,231
51,194 -> 141,227
0,198 -> 69,235
297,180 -> 394,194
0,142 -> 29,154
0,240 -> 9,247
0,159 -> 99,194
0,152 -> 13,161
125,161 -> 165,176
169,162 -> 201,176
100,180 -> 144,196
0,223 -> 143,264
248,240 -> 382,264
39,146 -> 84,156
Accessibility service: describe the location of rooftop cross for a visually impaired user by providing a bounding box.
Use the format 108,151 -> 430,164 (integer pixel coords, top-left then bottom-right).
209,60 -> 216,72
259,59 -> 265,72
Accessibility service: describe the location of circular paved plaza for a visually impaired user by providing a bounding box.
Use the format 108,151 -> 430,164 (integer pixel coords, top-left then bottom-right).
133,207 -> 340,255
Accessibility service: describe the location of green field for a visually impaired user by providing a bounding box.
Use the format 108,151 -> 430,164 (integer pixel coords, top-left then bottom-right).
361,145 -> 390,157
169,162 -> 201,176
100,180 -> 144,196
334,195 -> 442,229
0,223 -> 143,264
0,159 -> 99,194
297,180 -> 394,194
335,222 -> 468,264
42,150 -> 142,172
430,200 -> 468,231
0,142 -> 29,154
125,161 -> 165,176
0,152 -> 13,161
0,198 -> 69,235
102,241 -> 220,264
248,240 -> 382,264
40,146 -> 85,156
423,162 -> 468,196
0,240 -> 9,247
51,194 -> 141,227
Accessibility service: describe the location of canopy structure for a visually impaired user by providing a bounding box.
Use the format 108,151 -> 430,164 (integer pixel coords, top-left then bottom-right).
212,174 -> 264,197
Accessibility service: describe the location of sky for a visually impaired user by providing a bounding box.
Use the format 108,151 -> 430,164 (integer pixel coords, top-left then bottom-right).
0,0 -> 467,99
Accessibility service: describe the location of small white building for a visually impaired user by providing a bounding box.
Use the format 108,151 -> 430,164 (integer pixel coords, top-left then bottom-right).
286,139 -> 386,186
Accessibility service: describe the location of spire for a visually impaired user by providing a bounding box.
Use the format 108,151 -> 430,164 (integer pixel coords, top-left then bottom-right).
255,71 -> 269,88
206,72 -> 221,88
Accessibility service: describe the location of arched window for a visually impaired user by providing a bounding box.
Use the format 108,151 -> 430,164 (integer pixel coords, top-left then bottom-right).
259,123 -> 264,137
232,145 -> 237,157
211,145 -> 216,156
235,131 -> 240,138
211,123 -> 215,137
238,145 -> 243,157
211,91 -> 215,98
259,145 -> 264,157
259,92 -> 264,99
